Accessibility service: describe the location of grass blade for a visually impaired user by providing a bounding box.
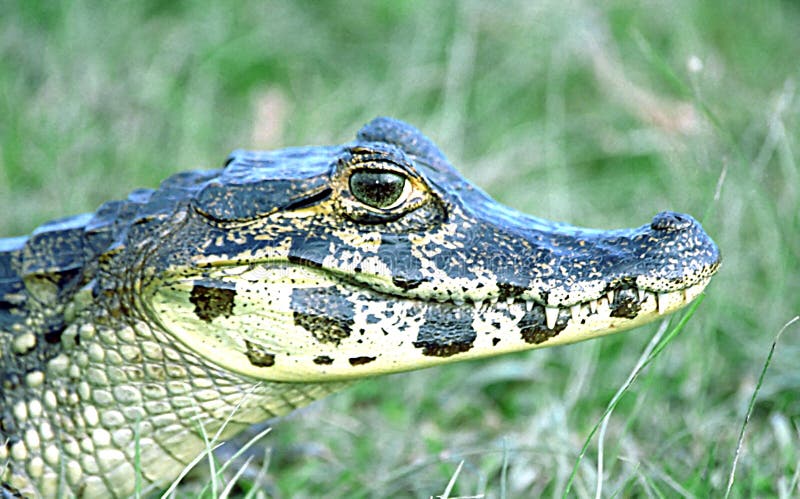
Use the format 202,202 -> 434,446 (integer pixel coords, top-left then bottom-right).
724,315 -> 799,498
564,295 -> 706,497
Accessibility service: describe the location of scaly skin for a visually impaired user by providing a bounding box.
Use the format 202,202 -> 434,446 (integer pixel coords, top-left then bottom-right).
1,118 -> 720,497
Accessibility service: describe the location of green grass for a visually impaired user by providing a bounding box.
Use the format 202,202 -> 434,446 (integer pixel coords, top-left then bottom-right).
2,1 -> 799,497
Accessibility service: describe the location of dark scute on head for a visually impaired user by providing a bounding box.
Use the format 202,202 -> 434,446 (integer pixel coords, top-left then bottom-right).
194,148 -> 336,222
135,171 -> 215,222
0,237 -> 25,276
22,214 -> 91,277
17,215 -> 95,306
197,179 -> 317,222
357,117 -> 449,170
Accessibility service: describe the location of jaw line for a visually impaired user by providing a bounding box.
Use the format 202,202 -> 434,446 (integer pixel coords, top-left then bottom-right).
266,261 -> 712,334
191,257 -> 712,319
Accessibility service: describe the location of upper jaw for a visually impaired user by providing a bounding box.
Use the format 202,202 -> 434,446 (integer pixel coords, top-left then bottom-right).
368,209 -> 720,311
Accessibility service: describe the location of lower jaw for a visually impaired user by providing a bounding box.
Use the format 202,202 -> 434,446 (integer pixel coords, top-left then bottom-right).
458,277 -> 712,355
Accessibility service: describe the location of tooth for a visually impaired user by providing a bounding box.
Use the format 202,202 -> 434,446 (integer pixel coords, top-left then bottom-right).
606,290 -> 615,303
589,299 -> 598,313
683,283 -> 704,302
489,296 -> 499,305
506,297 -> 515,306
637,288 -> 647,302
545,307 -> 559,329
453,298 -> 465,306
657,293 -> 670,314
656,291 -> 681,314
525,301 -> 534,312
570,305 -> 581,323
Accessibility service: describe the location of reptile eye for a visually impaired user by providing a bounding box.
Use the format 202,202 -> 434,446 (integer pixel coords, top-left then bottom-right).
349,170 -> 410,209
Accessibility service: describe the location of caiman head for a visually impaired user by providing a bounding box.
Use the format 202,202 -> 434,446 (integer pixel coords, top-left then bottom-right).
145,117 -> 720,382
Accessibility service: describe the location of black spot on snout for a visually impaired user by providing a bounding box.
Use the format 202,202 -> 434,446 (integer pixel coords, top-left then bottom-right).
313,355 -> 334,365
190,283 -> 236,323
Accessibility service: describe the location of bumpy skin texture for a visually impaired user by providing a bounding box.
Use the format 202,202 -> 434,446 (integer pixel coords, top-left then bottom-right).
0,118 -> 720,497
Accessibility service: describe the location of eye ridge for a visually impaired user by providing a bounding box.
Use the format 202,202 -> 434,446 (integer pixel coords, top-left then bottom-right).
349,169 -> 408,209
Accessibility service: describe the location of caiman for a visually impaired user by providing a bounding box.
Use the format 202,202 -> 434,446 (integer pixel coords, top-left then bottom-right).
0,117 -> 720,497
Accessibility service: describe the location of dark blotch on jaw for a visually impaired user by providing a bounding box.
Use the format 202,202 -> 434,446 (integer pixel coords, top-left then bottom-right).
292,287 -> 355,345
313,355 -> 334,365
413,306 -> 477,357
190,283 -> 236,323
244,340 -> 275,367
349,356 -> 377,366
413,340 -> 473,357
518,304 -> 568,344
609,288 -> 642,319
294,313 -> 351,345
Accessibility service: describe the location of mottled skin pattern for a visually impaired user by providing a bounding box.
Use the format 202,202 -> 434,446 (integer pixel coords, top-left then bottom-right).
0,118 -> 720,497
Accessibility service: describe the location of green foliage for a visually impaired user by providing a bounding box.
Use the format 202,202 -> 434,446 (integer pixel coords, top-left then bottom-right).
2,1 -> 798,496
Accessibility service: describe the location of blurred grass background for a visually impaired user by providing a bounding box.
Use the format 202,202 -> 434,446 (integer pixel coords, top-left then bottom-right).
1,1 -> 798,497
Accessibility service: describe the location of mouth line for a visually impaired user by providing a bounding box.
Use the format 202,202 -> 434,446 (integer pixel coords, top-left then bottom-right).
414,280 -> 710,329
328,264 -> 712,330
201,260 -> 710,331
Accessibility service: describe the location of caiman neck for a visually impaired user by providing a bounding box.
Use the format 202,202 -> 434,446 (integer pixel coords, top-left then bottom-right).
3,308 -> 347,497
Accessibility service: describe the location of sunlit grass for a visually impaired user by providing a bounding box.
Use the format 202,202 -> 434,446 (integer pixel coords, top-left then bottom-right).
2,1 -> 799,497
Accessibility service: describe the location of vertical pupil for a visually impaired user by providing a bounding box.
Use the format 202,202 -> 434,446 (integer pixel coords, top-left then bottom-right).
350,171 -> 406,208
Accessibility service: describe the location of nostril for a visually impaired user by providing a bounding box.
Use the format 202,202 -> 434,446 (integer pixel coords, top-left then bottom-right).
650,211 -> 693,232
